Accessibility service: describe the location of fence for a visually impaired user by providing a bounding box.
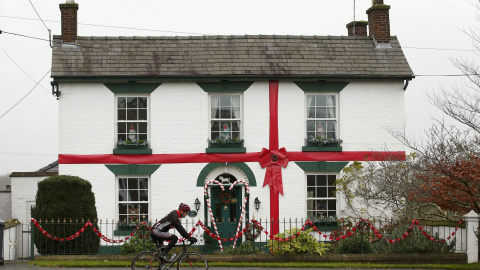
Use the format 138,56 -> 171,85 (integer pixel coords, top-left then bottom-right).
2,215 -> 477,263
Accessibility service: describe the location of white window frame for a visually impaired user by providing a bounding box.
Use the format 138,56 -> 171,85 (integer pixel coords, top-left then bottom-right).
115,94 -> 150,145
209,93 -> 243,141
306,173 -> 338,219
305,93 -> 339,140
116,176 -> 151,223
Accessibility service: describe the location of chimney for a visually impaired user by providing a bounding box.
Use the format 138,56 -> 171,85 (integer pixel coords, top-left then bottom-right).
366,0 -> 390,44
346,21 -> 368,37
59,0 -> 78,44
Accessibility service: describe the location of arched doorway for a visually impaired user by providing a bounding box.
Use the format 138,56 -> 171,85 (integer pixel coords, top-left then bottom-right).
199,163 -> 256,248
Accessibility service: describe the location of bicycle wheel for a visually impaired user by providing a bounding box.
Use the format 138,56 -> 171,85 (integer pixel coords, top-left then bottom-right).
132,251 -> 162,270
176,252 -> 208,270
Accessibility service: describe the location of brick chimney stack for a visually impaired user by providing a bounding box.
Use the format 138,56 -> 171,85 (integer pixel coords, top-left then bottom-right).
59,0 -> 78,44
366,0 -> 390,44
346,21 -> 368,36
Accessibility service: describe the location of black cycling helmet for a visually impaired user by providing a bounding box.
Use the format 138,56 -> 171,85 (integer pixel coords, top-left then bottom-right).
179,203 -> 191,213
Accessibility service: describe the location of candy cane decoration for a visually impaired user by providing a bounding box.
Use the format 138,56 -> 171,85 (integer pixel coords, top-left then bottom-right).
204,179 -> 225,251
229,180 -> 250,248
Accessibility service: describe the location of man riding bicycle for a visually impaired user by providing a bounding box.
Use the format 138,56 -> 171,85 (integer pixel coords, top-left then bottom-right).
150,203 -> 197,262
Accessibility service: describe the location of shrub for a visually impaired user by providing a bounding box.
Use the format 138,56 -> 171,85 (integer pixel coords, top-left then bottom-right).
372,224 -> 455,253
31,175 -> 99,254
330,219 -> 373,254
119,223 -> 156,254
267,227 -> 331,255
223,240 -> 265,254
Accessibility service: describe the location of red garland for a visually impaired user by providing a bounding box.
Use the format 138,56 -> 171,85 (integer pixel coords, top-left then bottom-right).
32,218 -> 463,246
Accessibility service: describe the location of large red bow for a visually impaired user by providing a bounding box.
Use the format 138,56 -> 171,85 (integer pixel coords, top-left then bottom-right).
259,147 -> 289,195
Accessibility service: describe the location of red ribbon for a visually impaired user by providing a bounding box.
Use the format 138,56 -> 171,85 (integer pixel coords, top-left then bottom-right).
259,147 -> 289,195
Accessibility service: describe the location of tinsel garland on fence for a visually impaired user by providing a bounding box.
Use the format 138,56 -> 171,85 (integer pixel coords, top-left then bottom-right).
31,217 -> 463,248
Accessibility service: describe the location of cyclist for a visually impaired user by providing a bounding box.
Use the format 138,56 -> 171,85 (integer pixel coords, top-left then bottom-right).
150,203 -> 197,262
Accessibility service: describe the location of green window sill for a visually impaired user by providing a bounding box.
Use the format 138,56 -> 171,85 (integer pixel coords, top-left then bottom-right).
206,147 -> 246,153
302,146 -> 342,152
113,149 -> 152,155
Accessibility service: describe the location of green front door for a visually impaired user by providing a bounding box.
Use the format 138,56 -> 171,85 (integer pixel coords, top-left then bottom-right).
210,186 -> 242,247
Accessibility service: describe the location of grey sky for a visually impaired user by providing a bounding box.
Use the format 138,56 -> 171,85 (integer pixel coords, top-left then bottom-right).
0,0 -> 477,175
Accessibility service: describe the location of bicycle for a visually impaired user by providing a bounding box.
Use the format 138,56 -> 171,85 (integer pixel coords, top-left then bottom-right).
132,239 -> 208,270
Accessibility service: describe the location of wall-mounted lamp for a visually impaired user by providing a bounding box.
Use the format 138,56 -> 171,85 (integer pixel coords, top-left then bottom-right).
51,81 -> 61,100
254,197 -> 261,211
194,197 -> 201,211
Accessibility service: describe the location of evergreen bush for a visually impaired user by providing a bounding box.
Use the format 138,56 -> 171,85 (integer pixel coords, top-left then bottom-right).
267,228 -> 331,255
119,223 -> 156,254
31,175 -> 100,254
223,240 -> 265,254
372,224 -> 455,253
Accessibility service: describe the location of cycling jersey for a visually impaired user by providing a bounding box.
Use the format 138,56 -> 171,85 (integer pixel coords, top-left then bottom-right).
152,209 -> 190,239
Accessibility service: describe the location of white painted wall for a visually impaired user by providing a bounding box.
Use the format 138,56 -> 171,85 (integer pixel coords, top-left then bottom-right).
57,80 -> 405,225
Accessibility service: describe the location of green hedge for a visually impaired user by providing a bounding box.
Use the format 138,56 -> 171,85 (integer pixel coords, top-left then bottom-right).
31,175 -> 100,254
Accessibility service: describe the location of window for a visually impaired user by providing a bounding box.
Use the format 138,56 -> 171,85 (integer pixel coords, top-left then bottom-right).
306,94 -> 338,140
307,174 -> 337,218
116,96 -> 148,143
118,177 -> 149,222
210,94 -> 242,141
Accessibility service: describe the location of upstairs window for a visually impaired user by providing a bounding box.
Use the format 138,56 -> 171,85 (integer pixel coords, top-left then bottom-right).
306,94 -> 338,140
116,96 -> 148,144
210,94 -> 242,141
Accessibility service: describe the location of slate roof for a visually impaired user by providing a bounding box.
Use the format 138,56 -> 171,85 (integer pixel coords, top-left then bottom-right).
51,35 -> 414,80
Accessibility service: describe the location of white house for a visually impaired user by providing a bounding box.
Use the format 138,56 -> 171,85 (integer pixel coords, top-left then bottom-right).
31,0 -> 414,245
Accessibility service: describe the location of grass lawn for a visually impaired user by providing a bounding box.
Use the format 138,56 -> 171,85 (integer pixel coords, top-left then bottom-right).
29,260 -> 480,269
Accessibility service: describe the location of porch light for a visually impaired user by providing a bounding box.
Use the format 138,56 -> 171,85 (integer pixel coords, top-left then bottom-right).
254,197 -> 261,211
194,197 -> 201,211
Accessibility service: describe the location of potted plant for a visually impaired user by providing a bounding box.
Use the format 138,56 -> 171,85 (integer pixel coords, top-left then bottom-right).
117,139 -> 149,149
208,137 -> 244,148
305,135 -> 342,147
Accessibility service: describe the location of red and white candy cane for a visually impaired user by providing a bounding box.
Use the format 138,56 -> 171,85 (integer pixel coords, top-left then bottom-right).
204,179 -> 225,252
229,179 -> 250,249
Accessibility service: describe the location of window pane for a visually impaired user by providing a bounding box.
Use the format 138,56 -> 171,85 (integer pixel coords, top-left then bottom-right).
316,108 -> 326,118
306,121 -> 316,132
140,203 -> 148,214
139,190 -> 148,201
220,95 -> 231,106
220,108 -> 231,118
129,190 -> 139,201
307,107 -> 315,118
231,132 -> 240,140
307,175 -> 315,186
119,203 -> 128,214
328,200 -> 336,210
231,121 -> 240,131
307,187 -> 314,198
127,109 -> 137,120
316,175 -> 327,186
328,175 -> 336,186
139,122 -> 147,133
118,97 -> 126,108
317,187 -> 327,197
118,109 -> 126,121
128,178 -> 138,189
118,178 -> 128,189
328,187 -> 336,198
139,178 -> 148,189
119,190 -> 128,201
326,95 -> 335,106
307,200 -> 315,211
138,109 -> 147,120
127,97 -> 137,108
138,97 -> 147,108
211,131 -> 220,140
316,95 -> 326,106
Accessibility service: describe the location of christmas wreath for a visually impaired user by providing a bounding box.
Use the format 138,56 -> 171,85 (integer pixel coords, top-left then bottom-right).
219,192 -> 233,204
245,223 -> 261,240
